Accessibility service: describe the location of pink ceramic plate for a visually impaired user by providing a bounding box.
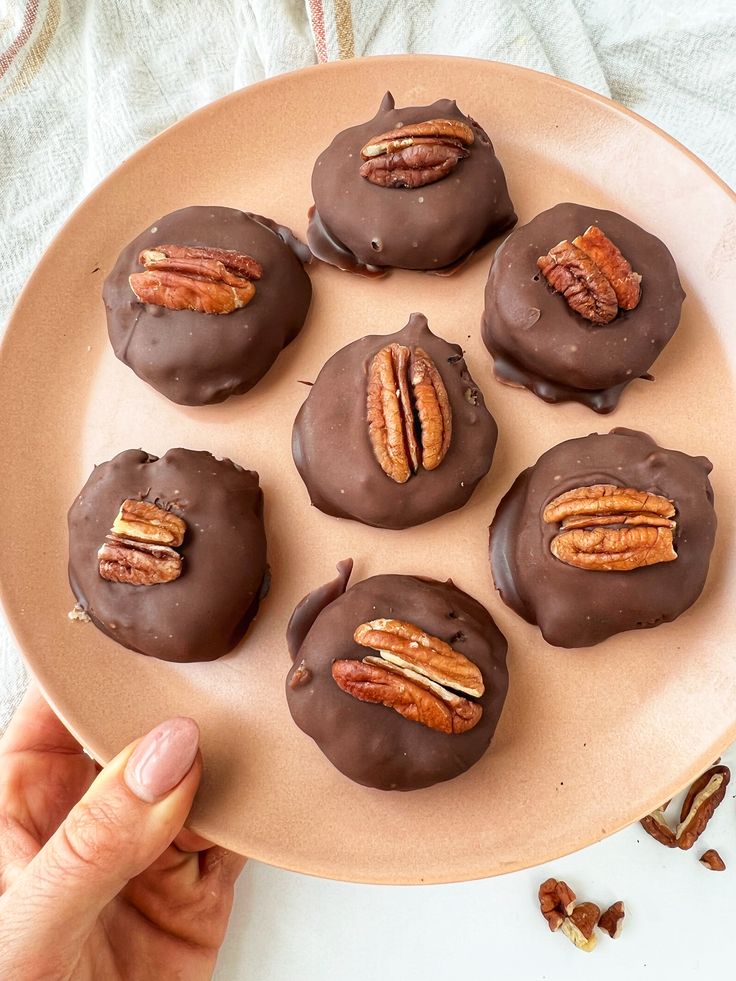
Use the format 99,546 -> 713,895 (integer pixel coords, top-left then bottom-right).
1,56 -> 735,883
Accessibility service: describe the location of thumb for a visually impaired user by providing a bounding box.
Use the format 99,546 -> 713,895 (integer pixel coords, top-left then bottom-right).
0,717 -> 201,960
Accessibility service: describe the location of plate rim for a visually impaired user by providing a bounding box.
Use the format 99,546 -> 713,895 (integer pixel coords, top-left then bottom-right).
1,54 -> 735,883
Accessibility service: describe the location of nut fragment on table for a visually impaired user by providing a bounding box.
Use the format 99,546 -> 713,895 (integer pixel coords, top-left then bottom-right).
598,901 -> 625,939
98,499 -> 186,586
676,765 -> 730,850
538,878 -> 576,932
560,902 -> 600,952
640,805 -> 678,847
331,618 -> 483,734
359,118 -> 474,188
543,483 -> 677,571
537,225 -> 641,324
367,343 -> 452,483
699,848 -> 726,871
129,243 -> 262,314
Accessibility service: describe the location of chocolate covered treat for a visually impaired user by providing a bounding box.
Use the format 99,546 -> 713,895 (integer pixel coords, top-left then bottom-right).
68,448 -> 267,662
482,203 -> 685,412
490,429 -> 716,648
308,92 -> 516,274
292,312 -> 498,529
104,207 -> 312,405
286,563 -> 509,791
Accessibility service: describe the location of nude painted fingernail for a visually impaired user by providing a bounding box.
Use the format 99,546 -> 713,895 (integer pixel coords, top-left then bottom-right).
124,717 -> 200,803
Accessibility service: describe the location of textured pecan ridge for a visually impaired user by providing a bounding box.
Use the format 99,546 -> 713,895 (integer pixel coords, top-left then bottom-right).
543,483 -> 677,572
640,763 -> 730,850
359,117 -> 474,188
129,244 -> 262,314
331,617 -> 484,734
366,343 -> 452,483
98,499 -> 186,586
537,225 -> 642,324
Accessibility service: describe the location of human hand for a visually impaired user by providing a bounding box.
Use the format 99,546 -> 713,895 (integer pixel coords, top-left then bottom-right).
0,685 -> 245,980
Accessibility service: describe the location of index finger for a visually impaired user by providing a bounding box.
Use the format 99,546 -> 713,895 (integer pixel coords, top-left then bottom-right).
0,684 -> 83,758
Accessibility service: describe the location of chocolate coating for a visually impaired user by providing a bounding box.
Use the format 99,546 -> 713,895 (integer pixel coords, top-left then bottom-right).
104,207 -> 312,406
309,92 -> 516,273
482,203 -> 685,412
490,429 -> 716,648
286,568 -> 509,791
292,313 -> 498,529
68,448 -> 267,662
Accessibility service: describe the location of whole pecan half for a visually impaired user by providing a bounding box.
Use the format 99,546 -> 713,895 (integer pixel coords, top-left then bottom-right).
331,617 -> 484,735
359,118 -> 474,188
543,483 -> 677,572
129,244 -> 262,314
676,764 -> 730,849
366,343 -> 452,483
354,618 -> 484,697
98,499 -> 187,586
112,499 -> 186,547
537,226 -> 642,324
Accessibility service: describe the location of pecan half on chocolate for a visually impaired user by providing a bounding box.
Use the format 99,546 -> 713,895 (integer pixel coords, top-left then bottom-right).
543,483 -> 677,571
98,499 -> 187,586
359,118 -> 474,188
129,244 -> 263,314
331,618 -> 484,734
366,343 -> 452,483
537,226 -> 642,324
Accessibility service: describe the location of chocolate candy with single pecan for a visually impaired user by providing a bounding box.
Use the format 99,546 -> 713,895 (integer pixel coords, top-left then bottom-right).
489,429 -> 716,648
308,92 -> 516,274
104,206 -> 312,406
285,565 -> 508,791
68,448 -> 267,662
292,313 -> 497,529
482,202 -> 684,413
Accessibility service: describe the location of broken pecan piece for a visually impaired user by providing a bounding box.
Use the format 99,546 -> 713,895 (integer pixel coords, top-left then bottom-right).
112,499 -> 186,547
561,903 -> 600,953
538,878 -> 576,932
598,901 -> 625,939
543,483 -> 677,571
354,618 -> 484,697
129,244 -> 261,314
676,764 -> 730,850
700,848 -> 726,871
573,226 -> 641,310
359,118 -> 474,188
98,499 -> 186,586
332,616 -> 484,734
640,806 -> 677,847
366,343 -> 452,483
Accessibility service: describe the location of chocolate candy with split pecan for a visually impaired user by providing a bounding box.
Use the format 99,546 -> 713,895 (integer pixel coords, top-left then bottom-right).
489,429 -> 716,648
68,448 -> 267,662
285,565 -> 508,791
104,206 -> 311,405
292,312 -> 497,529
308,92 -> 516,274
482,202 -> 684,413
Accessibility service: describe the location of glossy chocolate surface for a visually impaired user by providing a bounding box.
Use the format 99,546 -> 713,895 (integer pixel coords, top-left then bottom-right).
286,568 -> 509,791
104,207 -> 312,406
490,429 -> 716,647
68,448 -> 267,662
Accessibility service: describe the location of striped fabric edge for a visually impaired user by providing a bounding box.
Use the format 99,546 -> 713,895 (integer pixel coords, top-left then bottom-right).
306,0 -> 355,62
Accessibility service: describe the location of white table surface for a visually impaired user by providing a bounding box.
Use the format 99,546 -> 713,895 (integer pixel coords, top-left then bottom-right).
213,742 -> 736,980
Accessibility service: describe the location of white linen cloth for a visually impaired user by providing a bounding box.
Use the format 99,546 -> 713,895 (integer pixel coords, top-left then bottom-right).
1,0 -> 734,730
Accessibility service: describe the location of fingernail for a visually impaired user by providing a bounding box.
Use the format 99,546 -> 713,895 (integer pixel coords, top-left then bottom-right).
124,717 -> 200,803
